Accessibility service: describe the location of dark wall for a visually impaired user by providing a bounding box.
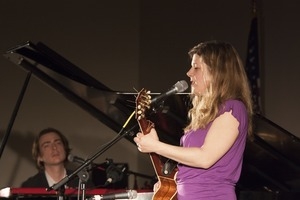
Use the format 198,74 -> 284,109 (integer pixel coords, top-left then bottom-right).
139,1 -> 250,90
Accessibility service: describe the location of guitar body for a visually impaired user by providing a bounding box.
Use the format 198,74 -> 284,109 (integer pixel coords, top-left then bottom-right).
150,153 -> 177,200
154,177 -> 177,200
135,89 -> 178,200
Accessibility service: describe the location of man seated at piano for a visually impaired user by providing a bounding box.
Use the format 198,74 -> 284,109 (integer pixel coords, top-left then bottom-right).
21,127 -> 93,188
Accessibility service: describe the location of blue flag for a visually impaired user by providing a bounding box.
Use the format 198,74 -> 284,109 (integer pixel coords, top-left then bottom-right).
245,17 -> 261,113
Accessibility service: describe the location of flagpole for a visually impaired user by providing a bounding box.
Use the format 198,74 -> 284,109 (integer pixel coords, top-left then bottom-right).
251,0 -> 257,16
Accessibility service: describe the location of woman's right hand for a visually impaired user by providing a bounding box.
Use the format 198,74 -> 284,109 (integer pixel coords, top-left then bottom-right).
133,128 -> 160,153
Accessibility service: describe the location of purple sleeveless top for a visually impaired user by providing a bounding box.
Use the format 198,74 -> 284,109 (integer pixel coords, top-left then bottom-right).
176,99 -> 248,200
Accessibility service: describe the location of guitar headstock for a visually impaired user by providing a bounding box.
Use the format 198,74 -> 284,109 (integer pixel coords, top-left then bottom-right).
135,88 -> 154,134
135,88 -> 151,121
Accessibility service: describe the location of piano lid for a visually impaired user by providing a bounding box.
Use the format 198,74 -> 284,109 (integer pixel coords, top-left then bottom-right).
3,41 -> 188,145
238,114 -> 300,195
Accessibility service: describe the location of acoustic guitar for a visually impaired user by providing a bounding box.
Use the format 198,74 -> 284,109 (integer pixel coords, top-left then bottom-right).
135,88 -> 177,200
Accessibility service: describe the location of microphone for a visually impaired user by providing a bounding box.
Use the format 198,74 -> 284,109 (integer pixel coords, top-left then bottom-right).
91,190 -> 137,200
67,154 -> 85,164
151,80 -> 188,104
104,163 -> 127,186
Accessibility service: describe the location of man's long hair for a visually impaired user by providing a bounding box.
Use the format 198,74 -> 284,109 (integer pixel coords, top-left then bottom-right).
32,127 -> 71,170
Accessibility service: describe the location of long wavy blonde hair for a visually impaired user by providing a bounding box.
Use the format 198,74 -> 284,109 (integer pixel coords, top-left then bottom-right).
184,41 -> 253,137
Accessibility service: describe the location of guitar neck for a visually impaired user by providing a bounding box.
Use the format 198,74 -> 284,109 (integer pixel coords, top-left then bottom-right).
135,88 -> 177,200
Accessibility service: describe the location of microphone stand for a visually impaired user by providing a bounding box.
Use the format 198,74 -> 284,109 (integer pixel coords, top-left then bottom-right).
57,185 -> 65,200
78,168 -> 90,200
0,72 -> 32,159
47,112 -> 138,199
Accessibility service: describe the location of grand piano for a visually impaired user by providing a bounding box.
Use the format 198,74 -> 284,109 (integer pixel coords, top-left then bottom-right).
2,41 -> 300,200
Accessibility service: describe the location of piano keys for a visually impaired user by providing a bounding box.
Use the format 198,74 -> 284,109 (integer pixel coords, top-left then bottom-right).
0,187 -> 153,199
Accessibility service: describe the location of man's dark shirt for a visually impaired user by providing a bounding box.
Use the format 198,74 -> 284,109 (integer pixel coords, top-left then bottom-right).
21,170 -> 81,188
